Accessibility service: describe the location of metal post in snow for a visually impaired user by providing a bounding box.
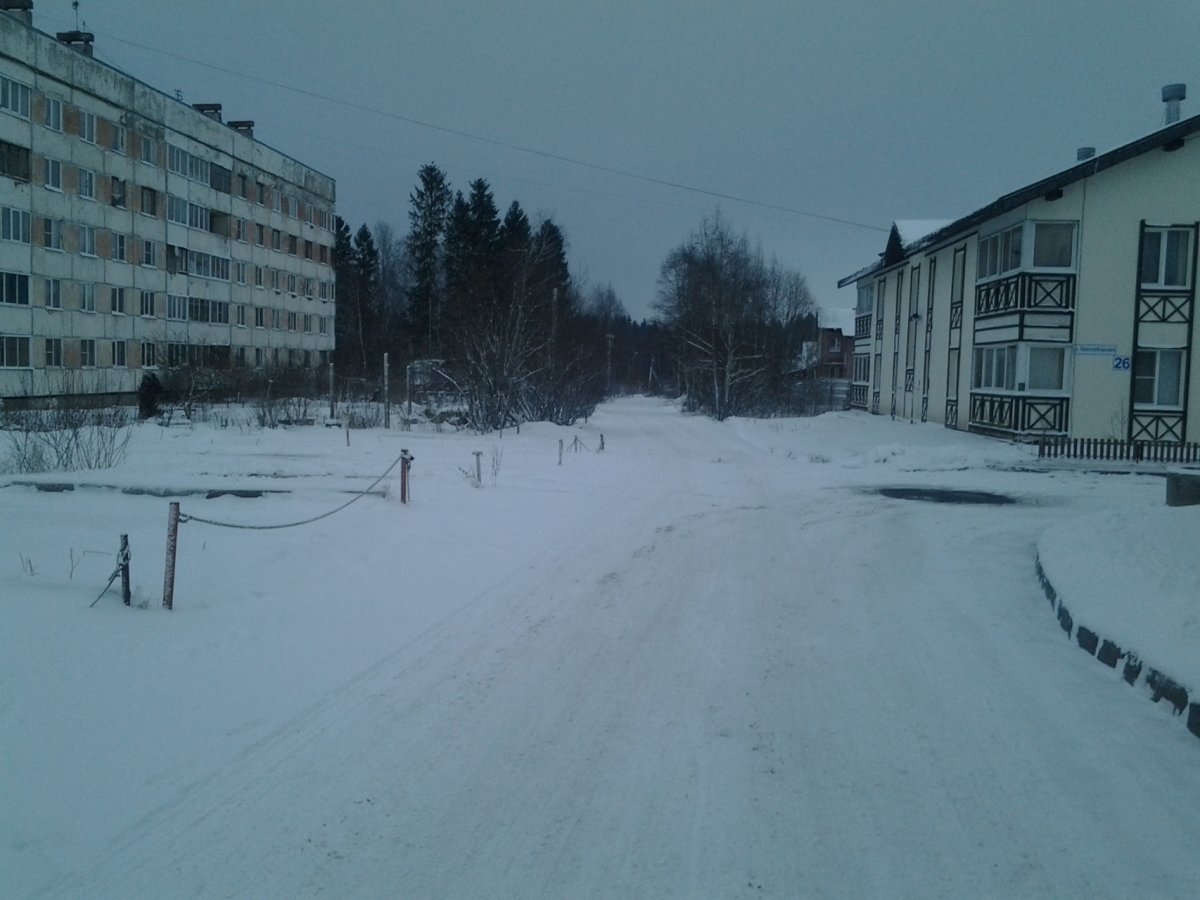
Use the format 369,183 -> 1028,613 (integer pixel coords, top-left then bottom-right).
400,449 -> 412,504
120,533 -> 131,606
163,502 -> 180,611
474,450 -> 482,486
329,363 -> 335,420
383,352 -> 390,430
558,438 -> 564,466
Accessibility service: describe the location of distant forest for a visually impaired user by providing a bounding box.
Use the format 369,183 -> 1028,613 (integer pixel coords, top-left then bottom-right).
335,164 -> 822,428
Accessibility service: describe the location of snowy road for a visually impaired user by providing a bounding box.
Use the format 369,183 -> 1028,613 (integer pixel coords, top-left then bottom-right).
7,399 -> 1200,898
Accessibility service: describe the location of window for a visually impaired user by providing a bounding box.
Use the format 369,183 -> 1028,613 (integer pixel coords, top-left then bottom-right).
140,290 -> 155,317
271,229 -> 281,251
167,343 -> 187,367
254,347 -> 265,368
142,342 -> 157,368
236,261 -> 247,284
45,337 -> 62,367
210,301 -> 229,324
141,187 -> 158,216
1,75 -> 32,119
0,335 -> 30,367
45,278 -> 61,309
1,271 -> 30,307
81,112 -> 96,143
167,195 -> 188,225
187,203 -> 210,232
977,224 -> 1022,280
256,223 -> 265,245
318,316 -> 328,335
79,168 -> 95,199
44,98 -> 62,131
142,240 -> 157,267
236,304 -> 246,327
111,233 -> 126,261
79,225 -> 96,256
256,182 -> 267,205
0,140 -> 31,180
111,125 -> 126,154
80,338 -> 96,367
110,287 -> 125,314
288,234 -> 298,256
111,340 -> 126,367
235,218 -> 248,242
111,177 -> 126,208
254,265 -> 263,287
43,218 -> 63,250
44,158 -> 62,190
254,306 -> 265,328
972,345 -> 1016,390
1,206 -> 30,242
209,164 -> 231,194
272,308 -> 281,330
1027,347 -> 1065,390
272,189 -> 282,212
186,154 -> 209,184
1032,223 -> 1075,268
81,283 -> 95,312
238,173 -> 249,197
1133,349 -> 1184,408
271,268 -> 280,291
188,296 -> 208,322
1140,228 -> 1191,288
287,311 -> 297,331
167,294 -> 187,321
287,273 -> 296,294
305,239 -> 313,260
140,135 -> 156,165
303,314 -> 313,333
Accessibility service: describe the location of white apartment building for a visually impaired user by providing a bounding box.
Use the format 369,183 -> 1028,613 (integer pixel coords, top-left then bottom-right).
0,1 -> 336,405
841,93 -> 1199,445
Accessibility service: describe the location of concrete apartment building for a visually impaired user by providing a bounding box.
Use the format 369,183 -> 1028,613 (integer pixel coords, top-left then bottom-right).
841,89 -> 1199,444
0,1 -> 336,405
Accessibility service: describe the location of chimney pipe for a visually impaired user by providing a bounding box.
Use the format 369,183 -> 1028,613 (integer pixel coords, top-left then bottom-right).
1076,147 -> 1095,161
56,30 -> 94,57
1162,83 -> 1186,125
228,120 -> 255,138
192,103 -> 223,123
0,0 -> 33,27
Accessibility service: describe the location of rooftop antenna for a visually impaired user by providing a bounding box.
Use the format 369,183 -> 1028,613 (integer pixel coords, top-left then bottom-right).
72,0 -> 79,29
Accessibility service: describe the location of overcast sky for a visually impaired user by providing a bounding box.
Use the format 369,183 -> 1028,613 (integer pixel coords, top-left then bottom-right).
30,0 -> 1200,320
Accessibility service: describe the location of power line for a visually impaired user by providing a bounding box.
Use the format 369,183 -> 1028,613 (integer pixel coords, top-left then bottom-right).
56,20 -> 887,235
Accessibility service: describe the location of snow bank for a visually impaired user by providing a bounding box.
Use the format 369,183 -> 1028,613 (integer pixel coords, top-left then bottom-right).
1038,505 -> 1200,691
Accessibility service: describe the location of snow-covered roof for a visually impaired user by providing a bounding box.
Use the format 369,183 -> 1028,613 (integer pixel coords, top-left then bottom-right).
820,306 -> 855,334
838,112 -> 1200,288
893,220 -> 953,248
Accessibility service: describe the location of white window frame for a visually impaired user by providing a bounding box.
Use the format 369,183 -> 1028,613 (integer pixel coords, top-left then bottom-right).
1133,348 -> 1185,409
111,340 -> 127,368
45,277 -> 61,309
44,97 -> 62,131
79,168 -> 95,200
81,111 -> 96,143
43,218 -> 63,251
140,290 -> 155,317
80,338 -> 96,368
0,75 -> 32,119
1140,227 -> 1192,289
44,157 -> 62,191
110,287 -> 125,315
79,224 -> 96,257
0,335 -> 31,367
1,206 -> 30,242
45,337 -> 63,367
81,283 -> 95,312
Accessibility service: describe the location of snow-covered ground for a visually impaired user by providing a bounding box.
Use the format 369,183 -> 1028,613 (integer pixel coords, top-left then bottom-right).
2,397 -> 1197,898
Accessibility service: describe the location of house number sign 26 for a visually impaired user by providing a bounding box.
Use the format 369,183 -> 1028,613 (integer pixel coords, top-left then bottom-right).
1112,356 -> 1132,371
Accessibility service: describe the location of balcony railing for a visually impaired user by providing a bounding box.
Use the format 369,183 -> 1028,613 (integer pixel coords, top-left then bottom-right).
855,314 -> 872,339
850,383 -> 868,408
969,392 -> 1069,434
975,272 -> 1075,318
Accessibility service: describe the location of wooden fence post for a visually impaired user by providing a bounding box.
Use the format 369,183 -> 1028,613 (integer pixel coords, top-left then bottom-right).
163,502 -> 179,611
120,534 -> 131,606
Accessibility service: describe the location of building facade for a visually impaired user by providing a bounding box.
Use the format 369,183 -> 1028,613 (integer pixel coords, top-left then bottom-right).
0,2 -> 336,405
841,109 -> 1200,444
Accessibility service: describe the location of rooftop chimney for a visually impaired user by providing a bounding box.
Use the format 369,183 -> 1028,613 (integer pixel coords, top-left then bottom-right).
1076,146 -> 1095,161
56,30 -> 94,57
228,120 -> 255,138
192,103 -> 223,123
1162,83 -> 1186,125
0,0 -> 33,27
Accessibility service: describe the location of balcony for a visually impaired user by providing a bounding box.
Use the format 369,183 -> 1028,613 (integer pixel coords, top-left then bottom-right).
850,383 -> 868,408
969,392 -> 1069,436
975,272 -> 1075,318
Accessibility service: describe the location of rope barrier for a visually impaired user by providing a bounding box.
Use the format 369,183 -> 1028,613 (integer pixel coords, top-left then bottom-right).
179,449 -> 408,530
